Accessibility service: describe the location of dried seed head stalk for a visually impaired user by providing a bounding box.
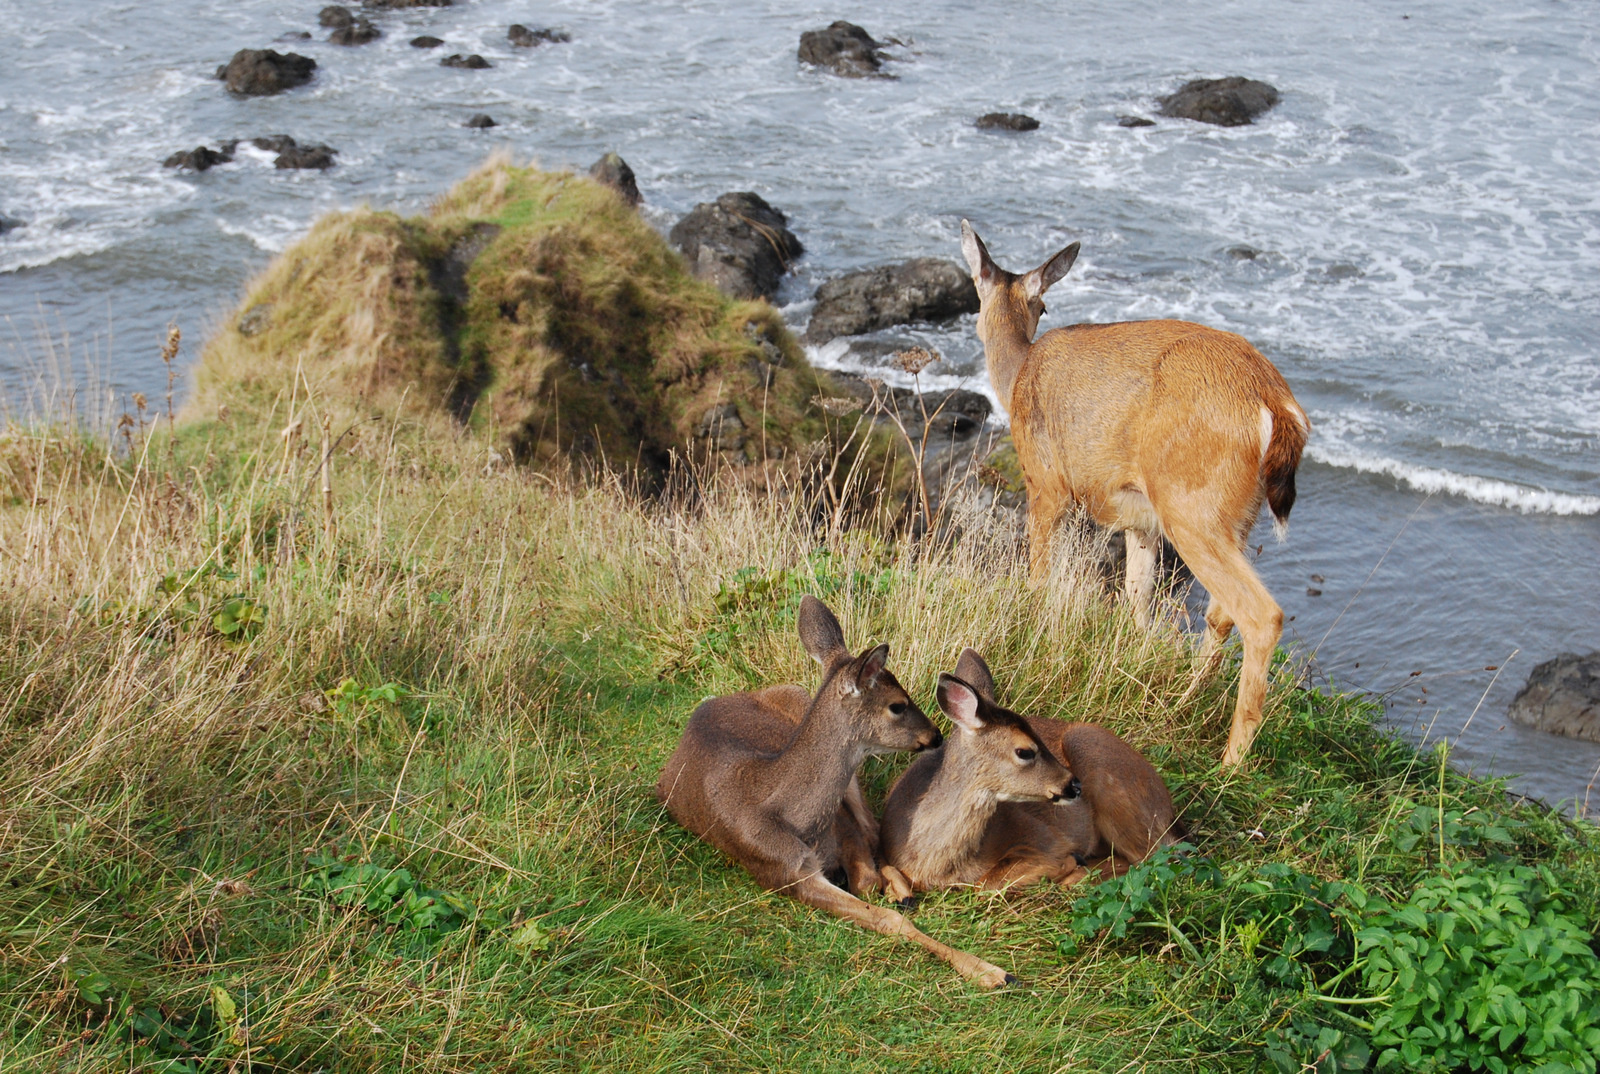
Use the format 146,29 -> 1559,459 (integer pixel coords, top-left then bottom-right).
892,347 -> 939,376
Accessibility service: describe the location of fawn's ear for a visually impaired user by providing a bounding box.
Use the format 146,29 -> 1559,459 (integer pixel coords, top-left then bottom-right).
937,674 -> 985,733
953,648 -> 998,702
1023,242 -> 1079,300
961,219 -> 997,284
798,595 -> 849,667
838,643 -> 890,696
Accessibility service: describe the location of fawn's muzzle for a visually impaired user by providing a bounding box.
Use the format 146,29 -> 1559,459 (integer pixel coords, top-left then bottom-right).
916,730 -> 943,751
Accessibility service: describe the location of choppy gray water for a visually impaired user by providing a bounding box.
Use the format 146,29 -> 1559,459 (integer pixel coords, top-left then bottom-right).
3,0 -> 1597,806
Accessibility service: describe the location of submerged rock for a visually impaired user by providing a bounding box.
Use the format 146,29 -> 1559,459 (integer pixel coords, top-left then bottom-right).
465,113 -> 496,128
319,5 -> 354,27
975,112 -> 1039,131
805,259 -> 978,343
1117,115 -> 1156,128
249,135 -> 337,169
163,145 -> 234,172
218,49 -> 316,96
1158,77 -> 1279,126
0,214 -> 21,235
588,152 -> 640,206
330,17 -> 380,45
411,35 -> 444,48
276,143 -> 337,170
1509,652 -> 1600,743
509,24 -> 570,46
669,192 -> 802,301
441,53 -> 491,69
798,21 -> 885,78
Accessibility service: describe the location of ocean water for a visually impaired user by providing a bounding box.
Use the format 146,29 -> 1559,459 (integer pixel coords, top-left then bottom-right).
2,0 -> 1597,806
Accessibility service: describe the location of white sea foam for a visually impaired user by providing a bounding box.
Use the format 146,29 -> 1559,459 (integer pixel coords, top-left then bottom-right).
1307,441 -> 1600,516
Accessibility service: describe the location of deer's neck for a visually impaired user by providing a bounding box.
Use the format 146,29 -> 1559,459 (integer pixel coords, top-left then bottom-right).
902,744 -> 1000,884
763,701 -> 866,840
979,301 -> 1036,414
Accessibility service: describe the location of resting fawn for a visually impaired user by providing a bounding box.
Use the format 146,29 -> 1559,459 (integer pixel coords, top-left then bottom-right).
656,596 -> 1016,988
880,649 -> 1182,898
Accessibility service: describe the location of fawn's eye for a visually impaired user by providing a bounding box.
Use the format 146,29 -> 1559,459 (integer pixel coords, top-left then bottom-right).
888,702 -> 908,716
1015,747 -> 1036,762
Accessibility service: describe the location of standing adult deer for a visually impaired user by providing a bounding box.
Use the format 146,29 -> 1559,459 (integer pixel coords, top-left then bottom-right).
656,595 -> 1016,989
879,649 -> 1182,897
959,221 -> 1310,766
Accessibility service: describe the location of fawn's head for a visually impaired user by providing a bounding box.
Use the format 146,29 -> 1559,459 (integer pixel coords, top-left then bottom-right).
936,660 -> 1078,804
960,220 -> 1080,344
798,595 -> 940,754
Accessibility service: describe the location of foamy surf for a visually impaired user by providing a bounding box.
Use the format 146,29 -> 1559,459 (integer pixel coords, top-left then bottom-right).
1307,442 -> 1600,516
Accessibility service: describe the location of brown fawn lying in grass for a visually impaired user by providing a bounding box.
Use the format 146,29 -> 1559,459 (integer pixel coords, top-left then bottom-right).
656,596 -> 1017,989
960,221 -> 1309,767
880,648 -> 1182,898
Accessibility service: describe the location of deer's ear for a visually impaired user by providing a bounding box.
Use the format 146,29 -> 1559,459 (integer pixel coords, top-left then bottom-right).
1025,241 -> 1079,299
937,674 -> 985,733
798,595 -> 848,667
953,648 -> 997,702
961,219 -> 996,283
850,643 -> 890,692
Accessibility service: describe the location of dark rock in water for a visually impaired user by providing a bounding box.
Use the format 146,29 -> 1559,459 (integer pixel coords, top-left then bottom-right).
1508,652 -> 1600,743
163,144 -> 234,172
319,5 -> 354,27
588,152 -> 640,206
465,113 -> 496,128
278,31 -> 313,41
1117,115 -> 1155,128
329,17 -> 379,45
236,303 -> 274,337
805,259 -> 978,343
219,49 -> 316,96
0,214 -> 21,236
250,134 -> 295,154
1227,245 -> 1261,260
798,21 -> 886,78
441,53 -> 491,69
1158,77 -> 1279,126
275,143 -> 338,170
669,192 -> 802,301
509,24 -> 570,46
410,35 -> 444,48
975,112 -> 1039,131
248,135 -> 336,169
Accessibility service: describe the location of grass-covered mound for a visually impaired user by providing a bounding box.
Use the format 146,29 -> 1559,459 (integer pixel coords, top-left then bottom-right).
2,397 -> 1598,1071
192,158 -> 833,470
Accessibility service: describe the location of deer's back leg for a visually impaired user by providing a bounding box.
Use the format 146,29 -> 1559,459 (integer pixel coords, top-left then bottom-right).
1162,518 -> 1282,767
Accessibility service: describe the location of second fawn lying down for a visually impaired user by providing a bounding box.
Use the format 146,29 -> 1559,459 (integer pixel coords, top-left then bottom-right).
656,596 -> 1018,989
880,648 -> 1182,897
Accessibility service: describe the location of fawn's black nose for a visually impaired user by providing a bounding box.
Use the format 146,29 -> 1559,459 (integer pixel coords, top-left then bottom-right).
917,730 -> 943,751
1063,777 -> 1082,800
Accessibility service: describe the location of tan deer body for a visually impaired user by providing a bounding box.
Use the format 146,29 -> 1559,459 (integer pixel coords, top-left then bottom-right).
960,222 -> 1309,765
880,649 -> 1182,898
656,596 -> 1015,988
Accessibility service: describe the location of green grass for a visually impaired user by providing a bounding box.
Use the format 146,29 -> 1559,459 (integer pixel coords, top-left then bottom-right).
3,159 -> 1597,1070
2,406 -> 1596,1074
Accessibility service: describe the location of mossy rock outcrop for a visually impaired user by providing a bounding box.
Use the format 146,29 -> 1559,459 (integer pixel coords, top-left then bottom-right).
193,159 -> 842,473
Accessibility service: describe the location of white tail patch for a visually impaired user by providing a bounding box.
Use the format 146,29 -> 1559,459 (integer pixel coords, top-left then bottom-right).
1258,406 -> 1274,463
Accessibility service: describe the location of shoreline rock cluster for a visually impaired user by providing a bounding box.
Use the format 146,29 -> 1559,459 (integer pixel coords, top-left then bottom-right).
163,136 -> 338,173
